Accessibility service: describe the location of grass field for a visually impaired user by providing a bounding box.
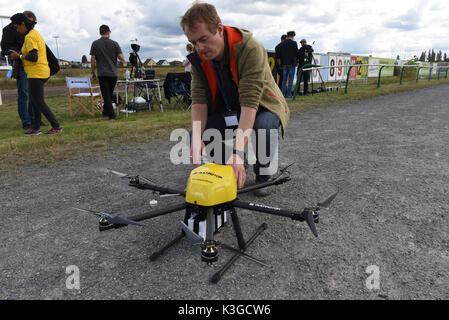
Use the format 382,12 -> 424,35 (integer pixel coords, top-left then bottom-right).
0,75 -> 448,175
0,65 -> 185,90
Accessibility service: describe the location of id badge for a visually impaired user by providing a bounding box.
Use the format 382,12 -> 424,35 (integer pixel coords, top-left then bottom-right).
224,111 -> 239,127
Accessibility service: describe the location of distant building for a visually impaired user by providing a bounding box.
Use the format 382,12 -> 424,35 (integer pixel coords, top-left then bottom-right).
170,60 -> 183,66
144,58 -> 157,67
156,59 -> 170,66
59,59 -> 71,68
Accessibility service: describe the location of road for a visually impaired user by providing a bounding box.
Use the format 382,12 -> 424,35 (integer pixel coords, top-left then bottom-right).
0,84 -> 448,299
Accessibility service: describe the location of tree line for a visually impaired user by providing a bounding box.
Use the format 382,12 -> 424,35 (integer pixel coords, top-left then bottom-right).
417,50 -> 449,62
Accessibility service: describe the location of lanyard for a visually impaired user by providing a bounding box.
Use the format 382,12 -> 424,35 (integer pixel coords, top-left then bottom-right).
210,61 -> 230,109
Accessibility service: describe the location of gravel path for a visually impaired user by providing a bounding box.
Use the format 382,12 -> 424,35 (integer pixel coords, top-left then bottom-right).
1,84 -> 448,300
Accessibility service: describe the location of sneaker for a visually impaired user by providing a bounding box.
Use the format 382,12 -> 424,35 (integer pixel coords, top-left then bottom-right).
24,128 -> 42,136
45,127 -> 63,134
252,176 -> 271,198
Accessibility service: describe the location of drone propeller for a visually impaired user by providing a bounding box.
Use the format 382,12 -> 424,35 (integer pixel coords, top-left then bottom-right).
179,221 -> 203,245
108,169 -> 156,185
301,191 -> 338,237
304,210 -> 318,237
317,191 -> 338,210
73,207 -> 146,227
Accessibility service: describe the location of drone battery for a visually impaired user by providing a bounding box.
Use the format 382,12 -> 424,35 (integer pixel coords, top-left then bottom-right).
187,211 -> 228,240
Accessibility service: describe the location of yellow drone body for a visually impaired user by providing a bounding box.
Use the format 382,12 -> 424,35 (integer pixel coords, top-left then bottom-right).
186,163 -> 237,207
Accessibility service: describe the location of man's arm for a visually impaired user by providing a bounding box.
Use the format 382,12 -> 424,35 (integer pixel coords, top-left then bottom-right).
190,103 -> 208,166
91,55 -> 96,80
118,52 -> 125,63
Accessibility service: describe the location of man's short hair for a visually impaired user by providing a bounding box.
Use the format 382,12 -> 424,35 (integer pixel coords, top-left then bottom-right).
23,10 -> 37,22
281,34 -> 287,41
287,31 -> 296,37
180,2 -> 221,34
99,24 -> 111,35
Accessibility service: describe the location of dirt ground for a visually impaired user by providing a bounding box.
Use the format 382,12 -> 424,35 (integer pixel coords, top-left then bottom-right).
0,84 -> 448,300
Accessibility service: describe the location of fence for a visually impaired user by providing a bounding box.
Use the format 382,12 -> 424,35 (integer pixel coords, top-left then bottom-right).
292,63 -> 449,100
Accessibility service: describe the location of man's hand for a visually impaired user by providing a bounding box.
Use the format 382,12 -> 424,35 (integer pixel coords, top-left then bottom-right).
9,50 -> 20,60
190,138 -> 206,167
91,72 -> 97,80
227,153 -> 246,189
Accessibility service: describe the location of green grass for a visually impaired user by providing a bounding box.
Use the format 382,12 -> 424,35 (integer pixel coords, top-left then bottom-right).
0,75 -> 448,175
0,65 -> 185,89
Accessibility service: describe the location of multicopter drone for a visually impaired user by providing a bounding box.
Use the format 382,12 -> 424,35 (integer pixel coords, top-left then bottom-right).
74,163 -> 337,283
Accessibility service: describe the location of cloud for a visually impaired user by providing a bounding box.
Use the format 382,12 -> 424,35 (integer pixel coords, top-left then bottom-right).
1,0 -> 448,61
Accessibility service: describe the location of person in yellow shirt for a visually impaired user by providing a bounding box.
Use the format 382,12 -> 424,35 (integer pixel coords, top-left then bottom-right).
9,13 -> 62,135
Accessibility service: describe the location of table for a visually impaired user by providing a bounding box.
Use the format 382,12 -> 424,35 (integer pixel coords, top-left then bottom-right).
115,79 -> 164,115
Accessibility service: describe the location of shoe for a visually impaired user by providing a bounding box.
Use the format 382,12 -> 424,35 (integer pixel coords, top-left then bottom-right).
252,176 -> 271,198
45,127 -> 63,134
24,128 -> 42,136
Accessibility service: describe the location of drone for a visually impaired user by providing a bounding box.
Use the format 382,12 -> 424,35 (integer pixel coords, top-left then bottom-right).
74,163 -> 337,283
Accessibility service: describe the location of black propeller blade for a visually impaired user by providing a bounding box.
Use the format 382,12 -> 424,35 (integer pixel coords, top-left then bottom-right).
108,169 -> 155,185
317,191 -> 338,210
179,221 -> 203,246
73,207 -> 146,227
304,210 -> 318,237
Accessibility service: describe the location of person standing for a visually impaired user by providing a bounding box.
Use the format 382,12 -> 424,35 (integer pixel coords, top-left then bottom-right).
274,34 -> 286,90
278,31 -> 298,98
1,14 -> 31,129
184,43 -> 194,73
181,2 -> 290,196
90,25 -> 125,120
9,13 -> 62,135
297,38 -> 314,95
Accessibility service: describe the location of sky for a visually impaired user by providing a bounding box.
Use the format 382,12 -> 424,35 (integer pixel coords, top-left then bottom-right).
1,0 -> 448,62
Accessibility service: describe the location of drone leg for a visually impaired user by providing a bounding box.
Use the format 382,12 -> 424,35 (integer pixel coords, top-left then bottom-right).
230,208 -> 246,250
210,222 -> 267,284
149,233 -> 184,261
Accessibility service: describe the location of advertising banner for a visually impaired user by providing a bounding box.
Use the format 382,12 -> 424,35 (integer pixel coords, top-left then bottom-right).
368,58 -> 380,77
356,56 -> 368,79
320,55 -> 329,82
328,55 -> 337,81
336,55 -> 345,80
350,56 -> 357,79
311,54 -> 321,82
343,56 -> 351,79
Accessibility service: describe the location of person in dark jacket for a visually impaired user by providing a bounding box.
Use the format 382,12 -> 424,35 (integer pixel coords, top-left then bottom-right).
277,31 -> 298,98
297,39 -> 314,95
1,15 -> 31,129
274,34 -> 286,90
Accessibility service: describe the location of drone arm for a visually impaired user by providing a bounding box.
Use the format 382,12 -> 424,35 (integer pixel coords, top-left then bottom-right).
99,202 -> 188,231
232,200 -> 306,221
131,182 -> 185,196
237,173 -> 291,195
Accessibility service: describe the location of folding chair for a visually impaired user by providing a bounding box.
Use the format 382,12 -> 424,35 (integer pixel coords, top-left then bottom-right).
66,77 -> 103,116
163,72 -> 192,110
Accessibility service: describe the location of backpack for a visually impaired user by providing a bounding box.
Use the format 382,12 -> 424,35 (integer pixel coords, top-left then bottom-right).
46,45 -> 60,76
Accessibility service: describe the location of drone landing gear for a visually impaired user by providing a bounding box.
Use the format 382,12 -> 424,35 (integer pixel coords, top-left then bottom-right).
148,208 -> 267,284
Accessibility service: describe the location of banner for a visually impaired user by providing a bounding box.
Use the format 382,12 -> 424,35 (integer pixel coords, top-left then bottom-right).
350,56 -> 357,79
356,56 -> 368,79
336,55 -> 345,80
312,54 -> 321,82
344,56 -> 351,79
328,55 -> 337,81
319,55 -> 329,82
368,58 -> 380,77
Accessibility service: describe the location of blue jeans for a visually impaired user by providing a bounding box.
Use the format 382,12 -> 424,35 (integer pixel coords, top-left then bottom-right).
282,66 -> 296,98
188,108 -> 281,180
16,70 -> 32,126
